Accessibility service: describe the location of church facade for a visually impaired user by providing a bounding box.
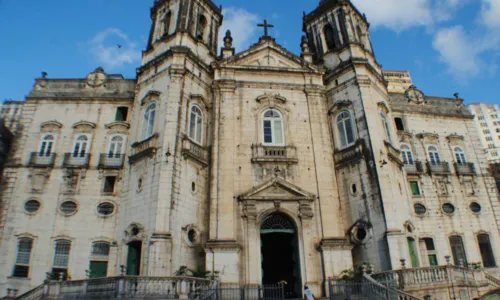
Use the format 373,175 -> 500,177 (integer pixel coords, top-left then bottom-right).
1,0 -> 500,299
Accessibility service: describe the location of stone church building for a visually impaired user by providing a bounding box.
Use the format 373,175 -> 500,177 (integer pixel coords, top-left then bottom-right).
1,0 -> 500,299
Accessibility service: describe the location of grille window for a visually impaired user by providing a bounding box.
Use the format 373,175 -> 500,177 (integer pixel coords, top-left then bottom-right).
60,201 -> 77,215
13,238 -> 33,278
414,204 -> 427,216
97,203 -> 115,216
91,242 -> 110,258
25,200 -> 41,213
53,240 -> 71,269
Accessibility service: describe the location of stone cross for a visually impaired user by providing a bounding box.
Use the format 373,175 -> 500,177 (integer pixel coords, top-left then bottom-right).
258,20 -> 274,37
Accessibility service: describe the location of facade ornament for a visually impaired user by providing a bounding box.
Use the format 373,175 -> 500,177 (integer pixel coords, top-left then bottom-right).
86,67 -> 107,87
223,30 -> 233,49
405,85 -> 426,104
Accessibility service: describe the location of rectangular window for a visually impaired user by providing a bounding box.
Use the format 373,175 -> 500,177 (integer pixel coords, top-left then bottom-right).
53,240 -> 71,274
394,117 -> 405,131
478,234 -> 496,268
422,238 -> 438,266
89,261 -> 108,279
450,236 -> 468,266
103,176 -> 117,194
115,107 -> 128,121
410,181 -> 421,196
484,130 -> 491,134
13,238 -> 33,278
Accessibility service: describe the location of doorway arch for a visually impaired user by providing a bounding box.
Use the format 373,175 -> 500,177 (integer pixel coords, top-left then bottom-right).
260,212 -> 302,298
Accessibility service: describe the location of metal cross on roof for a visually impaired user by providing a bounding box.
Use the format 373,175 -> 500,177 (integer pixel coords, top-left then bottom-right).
258,20 -> 274,37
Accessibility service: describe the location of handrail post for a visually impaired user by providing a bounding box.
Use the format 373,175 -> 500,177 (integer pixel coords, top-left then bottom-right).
118,276 -> 125,299
83,279 -> 88,296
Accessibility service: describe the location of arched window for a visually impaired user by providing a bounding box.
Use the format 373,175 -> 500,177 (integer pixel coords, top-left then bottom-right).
381,113 -> 392,143
428,146 -> 441,165
401,144 -> 414,165
141,103 -> 156,140
73,135 -> 89,158
189,105 -> 203,144
324,24 -> 336,50
39,134 -> 55,156
262,109 -> 284,146
196,15 -> 208,40
108,136 -> 124,157
454,147 -> 467,165
13,238 -> 33,278
162,12 -> 171,36
336,111 -> 355,148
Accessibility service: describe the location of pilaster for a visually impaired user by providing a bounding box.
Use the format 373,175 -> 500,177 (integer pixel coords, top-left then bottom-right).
205,240 -> 241,283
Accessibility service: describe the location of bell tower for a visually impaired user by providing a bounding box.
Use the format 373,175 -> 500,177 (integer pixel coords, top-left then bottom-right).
303,0 -> 375,70
144,0 -> 223,65
304,0 -> 415,272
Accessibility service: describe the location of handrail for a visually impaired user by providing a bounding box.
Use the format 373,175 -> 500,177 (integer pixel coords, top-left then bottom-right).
363,274 -> 422,300
485,272 -> 500,287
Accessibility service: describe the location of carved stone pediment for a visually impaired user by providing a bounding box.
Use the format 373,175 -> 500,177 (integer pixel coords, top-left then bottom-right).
28,169 -> 51,193
416,132 -> 439,144
256,93 -> 287,106
239,177 -> 315,202
40,120 -> 63,133
105,121 -> 130,131
141,90 -> 161,106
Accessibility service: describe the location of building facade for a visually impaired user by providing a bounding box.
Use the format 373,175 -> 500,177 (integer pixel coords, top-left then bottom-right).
0,0 -> 499,299
382,70 -> 413,94
468,103 -> 500,164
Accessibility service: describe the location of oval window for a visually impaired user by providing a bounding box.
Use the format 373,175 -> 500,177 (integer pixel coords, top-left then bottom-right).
25,200 -> 41,213
97,202 -> 115,216
442,203 -> 456,215
469,202 -> 482,213
414,203 -> 427,216
60,201 -> 77,215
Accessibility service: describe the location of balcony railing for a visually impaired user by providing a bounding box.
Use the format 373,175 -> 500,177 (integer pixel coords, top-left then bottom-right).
334,140 -> 364,168
426,161 -> 450,175
14,276 -> 217,300
63,153 -> 90,168
182,138 -> 209,166
404,161 -> 424,174
454,162 -> 476,176
251,145 -> 298,164
129,133 -> 158,164
29,152 -> 56,167
99,154 -> 125,169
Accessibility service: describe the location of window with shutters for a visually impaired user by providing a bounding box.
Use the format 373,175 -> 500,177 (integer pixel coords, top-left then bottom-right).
401,144 -> 414,165
72,135 -> 89,158
478,234 -> 496,268
410,181 -> 421,196
262,109 -> 285,146
421,238 -> 438,266
188,105 -> 203,144
52,240 -> 71,273
336,111 -> 356,149
427,146 -> 441,165
380,113 -> 392,143
141,103 -> 156,141
39,134 -> 56,156
449,236 -> 468,266
108,135 -> 125,157
12,238 -> 33,278
89,242 -> 110,279
454,147 -> 467,165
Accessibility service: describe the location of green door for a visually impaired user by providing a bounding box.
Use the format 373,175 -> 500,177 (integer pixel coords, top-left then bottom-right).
89,261 -> 108,278
408,238 -> 419,268
126,242 -> 141,275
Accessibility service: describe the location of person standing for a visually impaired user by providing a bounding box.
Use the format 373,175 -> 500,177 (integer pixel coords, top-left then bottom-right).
304,285 -> 316,300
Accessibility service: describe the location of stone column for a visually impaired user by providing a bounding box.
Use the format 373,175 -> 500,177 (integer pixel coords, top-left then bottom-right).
243,202 -> 261,285
148,233 -> 173,276
320,238 -> 353,294
299,202 -> 321,293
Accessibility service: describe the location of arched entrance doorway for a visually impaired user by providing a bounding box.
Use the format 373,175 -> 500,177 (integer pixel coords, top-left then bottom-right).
260,213 -> 301,299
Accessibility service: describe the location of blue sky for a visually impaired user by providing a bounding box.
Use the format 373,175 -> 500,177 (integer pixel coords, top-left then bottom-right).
0,0 -> 499,105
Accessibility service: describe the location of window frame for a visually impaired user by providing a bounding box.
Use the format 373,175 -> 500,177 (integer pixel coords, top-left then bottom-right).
72,134 -> 91,158
108,135 -> 126,157
12,238 -> 34,278
380,112 -> 392,143
115,106 -> 129,122
188,104 -> 204,145
409,181 -> 421,196
400,144 -> 414,165
454,147 -> 467,165
427,145 -> 441,165
449,235 -> 468,266
477,233 -> 496,268
335,110 -> 356,149
39,134 -> 57,157
262,109 -> 285,146
52,239 -> 71,270
141,102 -> 157,141
394,117 -> 405,131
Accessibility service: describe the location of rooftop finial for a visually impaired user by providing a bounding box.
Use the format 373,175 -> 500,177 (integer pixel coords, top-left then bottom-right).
223,30 -> 233,49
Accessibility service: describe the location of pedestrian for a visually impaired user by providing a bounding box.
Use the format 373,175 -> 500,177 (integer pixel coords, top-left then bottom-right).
304,285 -> 316,300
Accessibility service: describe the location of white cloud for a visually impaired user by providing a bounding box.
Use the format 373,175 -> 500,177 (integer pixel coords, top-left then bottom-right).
219,7 -> 259,52
479,0 -> 500,29
89,28 -> 141,71
351,0 -> 433,31
432,26 -> 481,78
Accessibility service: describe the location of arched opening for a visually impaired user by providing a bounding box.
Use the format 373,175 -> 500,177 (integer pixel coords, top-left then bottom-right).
260,213 -> 301,298
126,241 -> 142,275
